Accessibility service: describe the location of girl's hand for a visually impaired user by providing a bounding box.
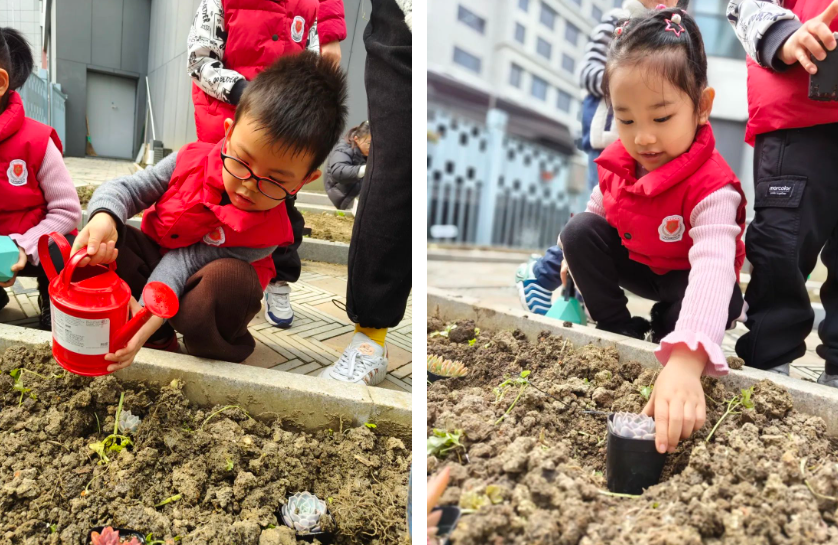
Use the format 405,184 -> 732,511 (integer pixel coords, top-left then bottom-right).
779,0 -> 838,74
0,245 -> 27,288
104,298 -> 165,372
642,345 -> 707,454
72,212 -> 119,267
427,466 -> 451,540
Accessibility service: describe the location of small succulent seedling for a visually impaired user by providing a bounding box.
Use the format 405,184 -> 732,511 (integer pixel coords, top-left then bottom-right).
282,491 -> 329,534
118,410 -> 141,435
89,527 -> 142,545
427,429 -> 465,457
427,355 -> 468,378
429,323 -> 457,338
89,393 -> 133,465
639,385 -> 653,401
705,386 -> 755,443
493,371 -> 530,425
609,412 -> 656,440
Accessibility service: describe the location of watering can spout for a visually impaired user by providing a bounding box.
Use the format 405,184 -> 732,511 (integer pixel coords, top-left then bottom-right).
114,282 -> 179,348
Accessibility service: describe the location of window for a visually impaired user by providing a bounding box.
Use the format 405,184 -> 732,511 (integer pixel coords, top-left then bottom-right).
540,2 -> 558,29
514,22 -> 526,44
510,63 -> 524,88
570,0 -> 581,6
557,90 -> 572,112
453,47 -> 481,73
519,0 -> 530,11
531,75 -> 548,100
613,0 -> 622,7
693,0 -> 746,60
565,22 -> 580,46
562,54 -> 575,74
592,5 -> 603,22
457,5 -> 486,34
537,37 -> 552,59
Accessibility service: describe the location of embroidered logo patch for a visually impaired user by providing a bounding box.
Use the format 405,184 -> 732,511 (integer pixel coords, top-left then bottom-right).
768,185 -> 792,197
291,16 -> 305,42
658,215 -> 685,242
7,159 -> 27,186
357,343 -> 376,356
203,226 -> 226,246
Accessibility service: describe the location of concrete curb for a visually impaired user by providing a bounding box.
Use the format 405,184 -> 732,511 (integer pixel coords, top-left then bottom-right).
0,324 -> 410,438
429,287 -> 838,436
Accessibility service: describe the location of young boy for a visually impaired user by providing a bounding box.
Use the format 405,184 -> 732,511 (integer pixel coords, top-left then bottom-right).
727,0 -> 838,387
72,52 -> 347,370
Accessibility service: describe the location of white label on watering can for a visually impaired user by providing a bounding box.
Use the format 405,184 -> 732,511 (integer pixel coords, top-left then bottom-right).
50,303 -> 111,355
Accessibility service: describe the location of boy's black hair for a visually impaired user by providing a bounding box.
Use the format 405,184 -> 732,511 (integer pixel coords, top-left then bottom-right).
603,7 -> 707,112
235,51 -> 348,173
0,28 -> 34,91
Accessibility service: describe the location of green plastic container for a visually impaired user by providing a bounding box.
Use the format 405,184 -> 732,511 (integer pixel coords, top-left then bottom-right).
0,236 -> 19,282
545,277 -> 588,325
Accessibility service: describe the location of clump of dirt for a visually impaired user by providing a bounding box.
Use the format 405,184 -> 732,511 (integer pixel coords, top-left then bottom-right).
302,212 -> 354,244
428,319 -> 838,544
0,344 -> 410,544
76,185 -> 95,208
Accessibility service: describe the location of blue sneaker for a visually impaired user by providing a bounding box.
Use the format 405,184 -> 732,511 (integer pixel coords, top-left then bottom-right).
515,255 -> 553,315
265,282 -> 293,328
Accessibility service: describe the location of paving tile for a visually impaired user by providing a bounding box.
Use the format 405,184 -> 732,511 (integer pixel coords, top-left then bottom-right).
392,363 -> 412,379
271,358 -> 307,372
306,277 -> 347,295
287,362 -> 322,375
310,301 -> 354,324
241,340 -> 287,368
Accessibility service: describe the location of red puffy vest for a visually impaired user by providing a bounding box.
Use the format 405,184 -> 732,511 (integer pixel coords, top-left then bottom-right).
745,0 -> 838,145
596,124 -> 747,276
141,140 -> 294,289
0,91 -> 63,237
192,0 -> 319,143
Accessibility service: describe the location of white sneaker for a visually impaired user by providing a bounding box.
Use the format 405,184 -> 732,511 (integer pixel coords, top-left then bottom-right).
319,332 -> 388,385
265,282 -> 293,328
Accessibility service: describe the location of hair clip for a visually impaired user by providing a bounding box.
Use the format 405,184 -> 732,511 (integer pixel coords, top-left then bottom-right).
614,20 -> 629,38
671,13 -> 682,24
664,17 -> 685,37
655,3 -> 667,8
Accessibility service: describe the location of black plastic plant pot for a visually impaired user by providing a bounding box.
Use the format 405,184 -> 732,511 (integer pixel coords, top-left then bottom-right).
605,414 -> 666,495
431,505 -> 461,545
427,371 -> 449,383
88,528 -> 146,544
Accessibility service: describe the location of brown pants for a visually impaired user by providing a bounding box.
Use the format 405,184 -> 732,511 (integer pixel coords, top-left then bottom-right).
117,226 -> 263,362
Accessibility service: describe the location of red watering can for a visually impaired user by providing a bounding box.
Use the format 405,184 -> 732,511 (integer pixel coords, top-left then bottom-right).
38,232 -> 179,376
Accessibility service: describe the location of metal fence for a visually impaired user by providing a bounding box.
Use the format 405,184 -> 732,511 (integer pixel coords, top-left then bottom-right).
19,70 -> 67,147
427,107 -> 572,249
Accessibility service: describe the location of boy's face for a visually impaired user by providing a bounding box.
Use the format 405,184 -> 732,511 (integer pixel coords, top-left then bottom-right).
221,116 -> 320,211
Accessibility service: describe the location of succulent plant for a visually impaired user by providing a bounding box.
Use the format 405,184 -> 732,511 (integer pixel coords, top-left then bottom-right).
282,491 -> 329,534
427,355 -> 468,378
609,412 -> 656,440
118,410 -> 141,435
89,527 -> 143,545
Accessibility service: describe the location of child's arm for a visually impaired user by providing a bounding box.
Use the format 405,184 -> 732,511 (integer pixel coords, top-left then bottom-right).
579,12 -> 619,98
9,139 -> 82,265
328,148 -> 364,185
186,0 -> 247,106
727,0 -> 801,68
317,0 -> 348,65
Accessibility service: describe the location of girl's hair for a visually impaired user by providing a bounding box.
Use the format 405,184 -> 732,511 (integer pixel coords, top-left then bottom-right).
346,120 -> 370,147
603,7 -> 707,112
0,28 -> 33,91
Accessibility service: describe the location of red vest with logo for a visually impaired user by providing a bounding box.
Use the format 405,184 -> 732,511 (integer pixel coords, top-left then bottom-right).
745,0 -> 838,145
192,0 -> 319,143
141,140 -> 294,289
0,91 -> 64,237
596,124 -> 747,277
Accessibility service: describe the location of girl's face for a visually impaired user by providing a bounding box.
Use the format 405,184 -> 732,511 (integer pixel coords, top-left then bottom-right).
609,62 -> 714,172
354,134 -> 371,156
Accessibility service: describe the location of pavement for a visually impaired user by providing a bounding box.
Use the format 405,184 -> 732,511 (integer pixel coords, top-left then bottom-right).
428,248 -> 825,384
0,157 -> 412,393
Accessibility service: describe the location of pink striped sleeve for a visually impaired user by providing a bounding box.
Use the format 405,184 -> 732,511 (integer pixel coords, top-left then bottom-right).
654,185 -> 742,376
585,185 -> 606,218
9,139 -> 82,265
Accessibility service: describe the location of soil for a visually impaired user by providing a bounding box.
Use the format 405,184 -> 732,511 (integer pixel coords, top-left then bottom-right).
0,344 -> 410,545
428,318 -> 838,545
76,186 -> 95,209
301,212 -> 354,244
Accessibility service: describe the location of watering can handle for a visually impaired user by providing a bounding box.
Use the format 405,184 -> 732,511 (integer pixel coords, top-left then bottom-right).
38,232 -> 71,282
62,248 -> 117,291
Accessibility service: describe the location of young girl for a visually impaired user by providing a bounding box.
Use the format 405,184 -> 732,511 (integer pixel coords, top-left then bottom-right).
324,120 -> 370,211
0,28 -> 80,330
560,7 -> 747,454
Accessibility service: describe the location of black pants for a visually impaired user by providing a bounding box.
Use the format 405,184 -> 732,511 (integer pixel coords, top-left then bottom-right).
17,234 -> 77,309
345,0 -> 412,329
270,197 -> 304,283
736,124 -> 838,374
561,213 -> 743,337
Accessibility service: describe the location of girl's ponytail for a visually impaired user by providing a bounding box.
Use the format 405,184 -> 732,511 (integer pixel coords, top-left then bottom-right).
346,120 -> 371,147
0,28 -> 33,91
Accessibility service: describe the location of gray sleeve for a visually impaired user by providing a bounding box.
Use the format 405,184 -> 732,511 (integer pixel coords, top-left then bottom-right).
142,244 -> 276,304
328,148 -> 362,184
88,152 -> 178,223
726,0 -> 798,66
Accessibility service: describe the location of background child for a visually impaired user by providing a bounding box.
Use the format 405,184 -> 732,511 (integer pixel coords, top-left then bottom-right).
0,28 -> 80,331
561,7 -> 747,453
72,53 -> 347,370
324,120 -> 370,211
727,0 -> 838,388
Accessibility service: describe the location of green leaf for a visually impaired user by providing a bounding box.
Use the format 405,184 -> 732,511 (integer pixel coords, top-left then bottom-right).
225,457 -> 234,472
520,370 -> 531,378
741,387 -> 754,409
582,378 -> 590,385
639,385 -> 653,401
468,339 -> 476,346
474,328 -> 480,336
50,524 -> 57,534
364,422 -> 377,429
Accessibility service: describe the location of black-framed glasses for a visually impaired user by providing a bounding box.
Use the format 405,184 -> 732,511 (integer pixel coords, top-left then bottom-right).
220,132 -> 296,201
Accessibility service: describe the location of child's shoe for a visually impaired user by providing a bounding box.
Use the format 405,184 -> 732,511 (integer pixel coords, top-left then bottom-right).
515,255 -> 553,315
768,363 -> 790,376
599,316 -> 651,341
0,288 -> 9,313
319,332 -> 388,385
265,281 -> 293,328
143,334 -> 180,352
37,294 -> 50,331
817,371 -> 838,388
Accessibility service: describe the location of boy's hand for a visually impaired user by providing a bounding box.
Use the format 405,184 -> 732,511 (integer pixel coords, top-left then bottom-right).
104,297 -> 165,372
0,245 -> 27,288
72,212 -> 119,267
321,41 -> 341,66
642,345 -> 707,454
779,0 -> 838,74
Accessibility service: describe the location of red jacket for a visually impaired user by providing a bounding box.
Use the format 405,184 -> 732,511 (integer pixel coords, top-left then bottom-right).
596,124 -> 747,276
0,91 -> 63,237
141,140 -> 294,289
745,0 -> 838,145
193,0 -> 346,143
